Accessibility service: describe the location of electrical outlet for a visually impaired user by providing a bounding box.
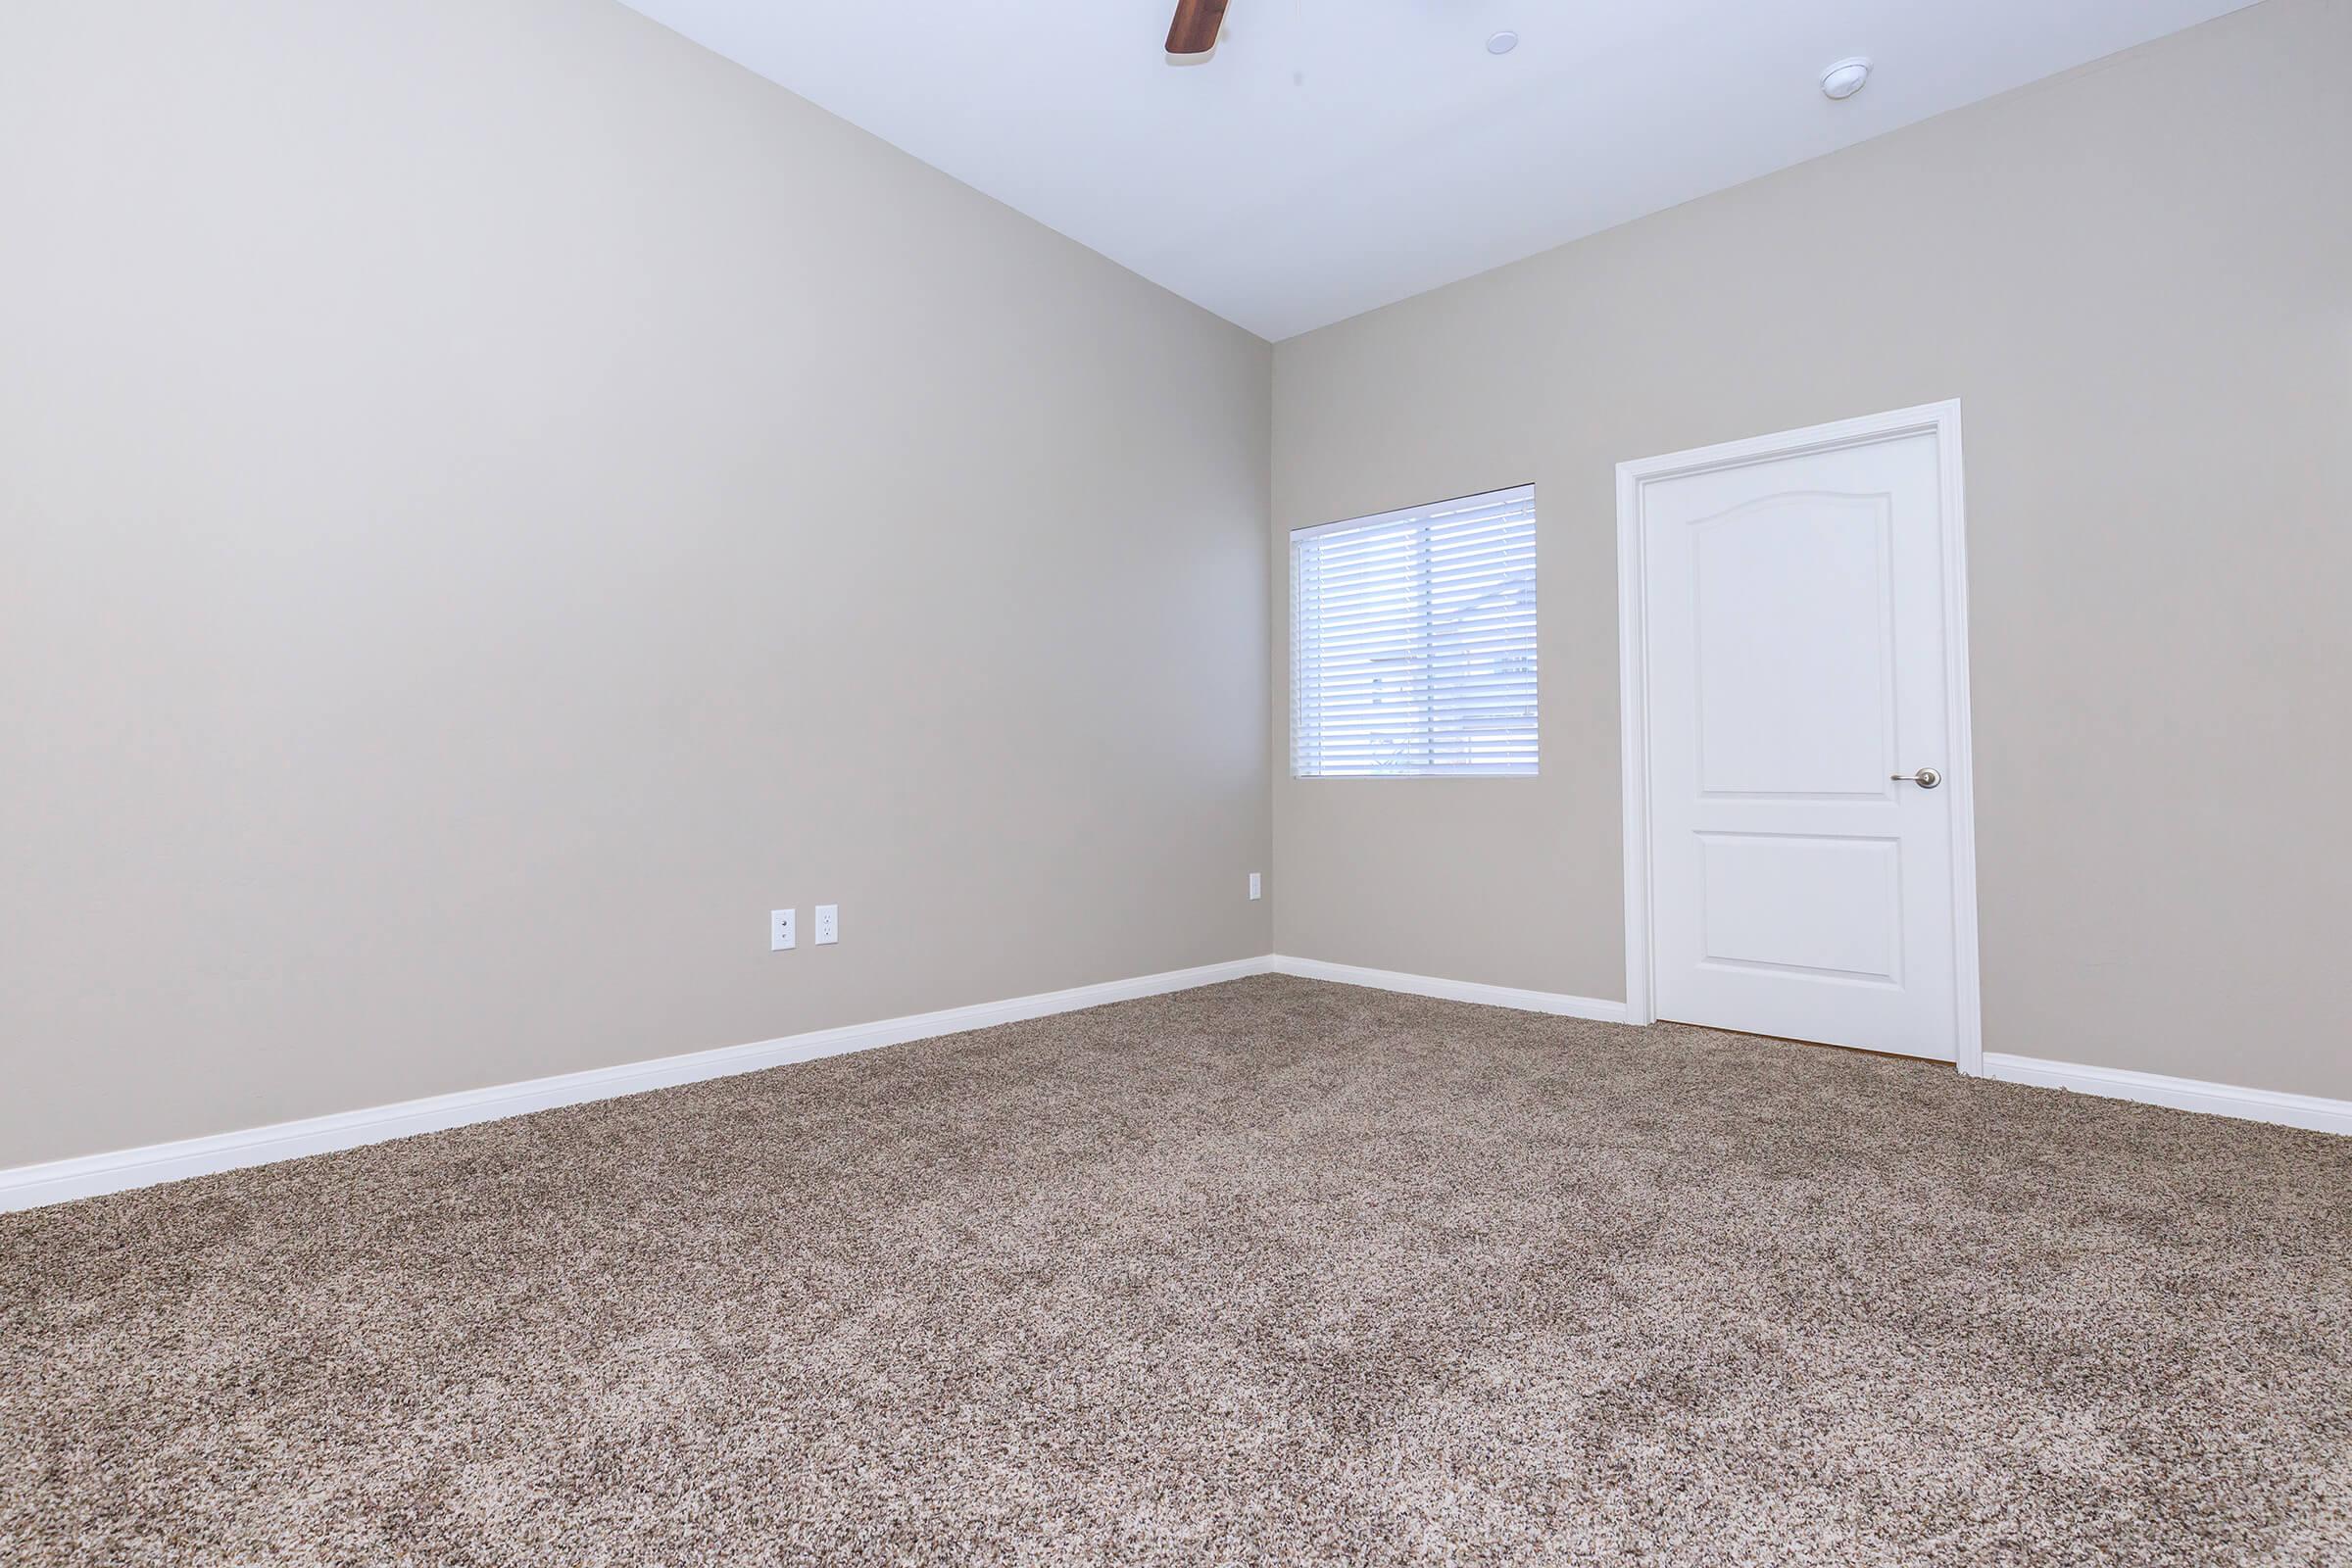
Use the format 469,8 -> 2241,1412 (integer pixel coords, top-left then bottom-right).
813,904 -> 839,946
1249,872 -> 1262,901
770,908 -> 796,952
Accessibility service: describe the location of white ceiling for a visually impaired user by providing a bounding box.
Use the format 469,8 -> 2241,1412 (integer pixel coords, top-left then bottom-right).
619,0 -> 2256,340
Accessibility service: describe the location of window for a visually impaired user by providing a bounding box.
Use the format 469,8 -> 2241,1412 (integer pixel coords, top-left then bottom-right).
1290,485 -> 1538,777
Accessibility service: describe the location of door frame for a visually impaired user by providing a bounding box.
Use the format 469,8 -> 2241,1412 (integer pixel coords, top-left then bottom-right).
1613,400 -> 1984,1075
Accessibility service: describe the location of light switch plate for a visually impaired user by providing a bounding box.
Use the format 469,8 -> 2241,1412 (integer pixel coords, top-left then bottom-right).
1249,872 -> 1262,901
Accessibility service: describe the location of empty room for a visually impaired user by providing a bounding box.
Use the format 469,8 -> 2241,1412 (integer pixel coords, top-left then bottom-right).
4,0 -> 2347,1561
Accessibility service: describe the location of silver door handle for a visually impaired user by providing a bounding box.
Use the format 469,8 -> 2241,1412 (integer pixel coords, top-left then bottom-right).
1892,767 -> 1942,789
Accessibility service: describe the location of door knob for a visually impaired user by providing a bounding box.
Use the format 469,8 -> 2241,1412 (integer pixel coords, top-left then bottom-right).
1892,767 -> 1942,789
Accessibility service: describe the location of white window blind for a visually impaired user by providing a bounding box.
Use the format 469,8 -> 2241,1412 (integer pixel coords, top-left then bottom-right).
1291,485 -> 1538,778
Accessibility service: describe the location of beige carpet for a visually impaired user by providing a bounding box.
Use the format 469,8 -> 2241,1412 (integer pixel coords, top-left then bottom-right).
3,976 -> 2348,1565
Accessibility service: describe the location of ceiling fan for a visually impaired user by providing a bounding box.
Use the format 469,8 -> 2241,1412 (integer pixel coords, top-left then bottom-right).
1164,0 -> 1231,62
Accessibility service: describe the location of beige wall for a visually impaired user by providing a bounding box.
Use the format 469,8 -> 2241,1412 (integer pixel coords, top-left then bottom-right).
1272,0 -> 2352,1100
0,0 -> 1271,1167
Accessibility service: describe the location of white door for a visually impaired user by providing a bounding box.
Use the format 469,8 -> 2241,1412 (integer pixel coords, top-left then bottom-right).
1625,410 -> 1975,1062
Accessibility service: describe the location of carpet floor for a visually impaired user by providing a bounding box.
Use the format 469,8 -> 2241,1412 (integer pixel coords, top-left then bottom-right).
3,975 -> 2348,1566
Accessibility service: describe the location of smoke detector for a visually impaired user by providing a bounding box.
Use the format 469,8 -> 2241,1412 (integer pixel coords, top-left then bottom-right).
1820,57 -> 1872,100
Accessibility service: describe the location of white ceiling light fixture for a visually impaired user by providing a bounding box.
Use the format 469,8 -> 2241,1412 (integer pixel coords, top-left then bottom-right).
1820,57 -> 1872,100
1486,31 -> 1519,56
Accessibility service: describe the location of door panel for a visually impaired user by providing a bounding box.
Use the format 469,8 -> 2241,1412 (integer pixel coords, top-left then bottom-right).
1693,495 -> 1891,798
1642,428 -> 1958,1059
1696,832 -> 1902,982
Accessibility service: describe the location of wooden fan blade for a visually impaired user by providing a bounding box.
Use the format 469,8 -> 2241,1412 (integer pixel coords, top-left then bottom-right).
1166,0 -> 1229,56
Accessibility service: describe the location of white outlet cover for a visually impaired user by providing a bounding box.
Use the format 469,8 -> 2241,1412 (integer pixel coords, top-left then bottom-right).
770,908 -> 796,952
814,905 -> 839,946
1249,872 -> 1262,901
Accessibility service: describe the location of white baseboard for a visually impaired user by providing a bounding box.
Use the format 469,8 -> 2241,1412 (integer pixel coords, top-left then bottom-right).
0,956 -> 1275,1213
1270,960 -> 2346,1135
1982,1053 -> 2352,1137
1268,955 -> 1631,1024
17,959 -> 2333,1213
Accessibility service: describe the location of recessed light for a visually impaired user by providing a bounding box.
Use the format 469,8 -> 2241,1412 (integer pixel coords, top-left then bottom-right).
1486,30 -> 1519,56
1820,57 -> 1871,100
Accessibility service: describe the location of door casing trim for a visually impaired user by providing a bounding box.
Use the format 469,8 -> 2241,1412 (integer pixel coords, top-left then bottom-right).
1613,400 -> 1983,1075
